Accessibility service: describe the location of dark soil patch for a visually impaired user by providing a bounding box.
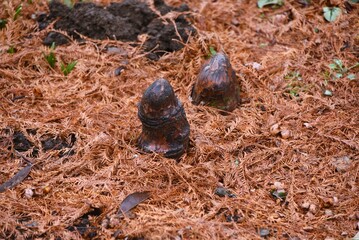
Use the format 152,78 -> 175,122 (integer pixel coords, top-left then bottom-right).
66,207 -> 102,239
13,131 -> 34,152
39,0 -> 195,60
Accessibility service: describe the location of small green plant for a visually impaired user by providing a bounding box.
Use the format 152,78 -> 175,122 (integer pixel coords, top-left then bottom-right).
0,19 -> 7,29
209,46 -> 217,56
205,46 -> 217,59
7,46 -> 16,54
14,4 -> 22,20
328,59 -> 358,80
61,61 -> 77,76
44,42 -> 57,68
323,7 -> 341,22
284,71 -> 303,98
257,0 -> 284,8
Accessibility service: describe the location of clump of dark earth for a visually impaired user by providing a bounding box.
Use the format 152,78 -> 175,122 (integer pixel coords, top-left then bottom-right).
13,131 -> 34,152
39,0 -> 196,60
66,207 -> 102,238
41,133 -> 76,156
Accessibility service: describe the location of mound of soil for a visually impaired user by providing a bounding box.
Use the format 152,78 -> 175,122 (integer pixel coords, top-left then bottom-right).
39,0 -> 195,60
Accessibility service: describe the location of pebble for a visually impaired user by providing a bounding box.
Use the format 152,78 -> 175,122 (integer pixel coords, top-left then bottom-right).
331,156 -> 351,172
270,123 -> 280,135
324,209 -> 333,217
273,181 -> 283,190
301,202 -> 310,210
259,228 -> 270,237
24,188 -> 34,198
280,129 -> 291,139
309,204 -> 317,213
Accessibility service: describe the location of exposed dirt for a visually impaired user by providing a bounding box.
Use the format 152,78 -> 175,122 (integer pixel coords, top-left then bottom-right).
39,0 -> 195,59
0,0 -> 358,239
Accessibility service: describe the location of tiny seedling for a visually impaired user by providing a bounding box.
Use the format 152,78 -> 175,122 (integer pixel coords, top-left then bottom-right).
61,61 -> 77,76
323,7 -> 341,22
205,46 -> 217,59
0,19 -> 7,29
7,46 -> 16,54
14,4 -> 22,20
328,59 -> 358,80
257,0 -> 284,8
284,71 -> 303,98
44,42 -> 57,68
209,46 -> 217,56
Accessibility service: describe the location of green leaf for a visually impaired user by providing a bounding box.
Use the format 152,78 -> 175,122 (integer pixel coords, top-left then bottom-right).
328,63 -> 337,70
44,52 -> 56,68
323,7 -> 341,22
335,73 -> 343,79
61,61 -> 77,76
7,46 -> 16,54
347,74 -> 356,80
350,0 -> 359,3
0,19 -> 7,29
209,46 -> 217,56
14,4 -> 22,20
323,89 -> 333,96
44,43 -> 57,68
257,0 -> 284,8
333,59 -> 343,69
270,189 -> 287,201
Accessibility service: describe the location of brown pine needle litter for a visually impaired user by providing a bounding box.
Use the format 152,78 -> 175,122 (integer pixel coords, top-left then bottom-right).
0,0 -> 358,239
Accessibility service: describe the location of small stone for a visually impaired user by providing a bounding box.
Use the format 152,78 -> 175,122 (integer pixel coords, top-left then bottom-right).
24,188 -> 34,198
231,18 -> 239,26
341,232 -> 348,236
301,202 -> 310,210
303,122 -> 312,128
259,228 -> 270,237
333,196 -> 338,205
252,62 -> 262,70
280,129 -> 291,139
331,156 -> 351,172
273,181 -> 283,190
270,124 -> 280,135
306,212 -> 315,219
309,204 -> 317,213
324,237 -> 335,240
303,226 -> 313,231
325,209 -> 333,217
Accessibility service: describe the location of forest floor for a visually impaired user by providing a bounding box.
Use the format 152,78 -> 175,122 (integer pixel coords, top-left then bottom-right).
0,0 -> 358,239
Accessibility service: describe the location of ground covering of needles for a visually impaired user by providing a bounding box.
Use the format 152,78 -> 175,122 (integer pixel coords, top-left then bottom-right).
0,0 -> 358,239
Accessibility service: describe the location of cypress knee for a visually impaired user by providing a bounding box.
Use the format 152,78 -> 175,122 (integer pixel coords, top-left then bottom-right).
138,79 -> 190,159
191,52 -> 240,111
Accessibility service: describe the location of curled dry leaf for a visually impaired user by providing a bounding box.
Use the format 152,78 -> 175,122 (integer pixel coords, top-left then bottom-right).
0,164 -> 32,193
118,191 -> 151,215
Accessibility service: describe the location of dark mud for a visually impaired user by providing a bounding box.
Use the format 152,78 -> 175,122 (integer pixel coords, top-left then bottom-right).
39,0 -> 196,59
0,129 -> 76,157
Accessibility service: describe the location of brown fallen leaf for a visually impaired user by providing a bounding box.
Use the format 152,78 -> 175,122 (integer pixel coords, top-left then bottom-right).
0,164 -> 32,193
118,191 -> 151,215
